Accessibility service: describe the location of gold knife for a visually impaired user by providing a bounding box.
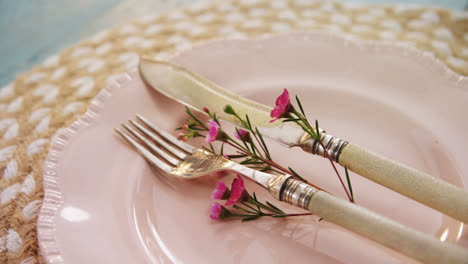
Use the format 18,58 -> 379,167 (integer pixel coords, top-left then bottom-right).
138,58 -> 468,224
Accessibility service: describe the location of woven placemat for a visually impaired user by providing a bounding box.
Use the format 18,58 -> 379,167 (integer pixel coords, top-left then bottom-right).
0,0 -> 467,263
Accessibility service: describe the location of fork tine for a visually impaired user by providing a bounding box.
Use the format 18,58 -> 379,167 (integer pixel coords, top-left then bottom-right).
136,114 -> 195,154
130,120 -> 186,160
114,128 -> 172,173
122,124 -> 181,166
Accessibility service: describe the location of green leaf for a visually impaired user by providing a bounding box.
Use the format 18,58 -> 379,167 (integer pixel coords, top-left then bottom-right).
236,127 -> 251,151
306,130 -> 318,141
209,143 -> 215,153
296,95 -> 305,116
296,121 -> 318,140
233,204 -> 256,214
282,118 -> 302,123
240,202 -> 261,213
239,158 -> 253,164
272,214 -> 288,218
315,120 -> 321,140
255,127 -> 271,159
251,193 -> 257,201
288,167 -> 307,182
240,160 -> 265,165
185,106 -> 207,129
225,106 -> 248,128
345,166 -> 355,203
227,154 -> 249,159
220,143 -> 224,156
242,215 -> 261,222
266,201 -> 285,214
252,192 -> 261,212
249,140 -> 258,156
245,115 -> 253,130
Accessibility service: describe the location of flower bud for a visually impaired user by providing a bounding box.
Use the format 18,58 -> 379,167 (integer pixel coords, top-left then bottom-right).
177,133 -> 187,142
224,104 -> 236,115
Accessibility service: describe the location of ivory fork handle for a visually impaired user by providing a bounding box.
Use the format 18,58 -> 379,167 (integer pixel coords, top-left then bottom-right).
275,177 -> 468,264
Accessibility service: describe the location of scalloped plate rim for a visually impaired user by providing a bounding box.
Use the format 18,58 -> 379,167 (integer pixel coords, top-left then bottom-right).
37,31 -> 467,264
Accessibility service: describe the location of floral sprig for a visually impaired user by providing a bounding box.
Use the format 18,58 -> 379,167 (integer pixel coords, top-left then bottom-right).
270,89 -> 354,202
177,89 -> 356,221
177,105 -> 324,191
210,175 -> 313,221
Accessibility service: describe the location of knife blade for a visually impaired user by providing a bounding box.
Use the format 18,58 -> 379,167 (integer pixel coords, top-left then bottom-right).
138,58 -> 309,148
139,58 -> 468,224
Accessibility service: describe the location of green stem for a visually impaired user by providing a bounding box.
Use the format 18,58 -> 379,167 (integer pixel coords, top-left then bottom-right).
272,212 -> 314,217
234,113 -> 250,128
233,204 -> 257,214
227,140 -> 326,192
226,135 -> 252,155
248,197 -> 284,215
318,140 -> 352,202
292,110 -> 318,139
250,130 -> 269,159
291,110 -> 353,202
231,213 -> 255,217
240,202 -> 262,213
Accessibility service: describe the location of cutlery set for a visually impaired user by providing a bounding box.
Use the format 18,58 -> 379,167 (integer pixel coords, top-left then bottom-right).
113,58 -> 468,263
138,58 -> 468,225
116,113 -> 468,264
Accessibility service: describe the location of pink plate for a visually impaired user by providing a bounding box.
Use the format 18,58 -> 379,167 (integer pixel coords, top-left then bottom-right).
38,32 -> 468,264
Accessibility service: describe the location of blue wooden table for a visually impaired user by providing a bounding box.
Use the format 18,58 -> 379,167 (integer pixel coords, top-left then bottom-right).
1,0 -> 467,88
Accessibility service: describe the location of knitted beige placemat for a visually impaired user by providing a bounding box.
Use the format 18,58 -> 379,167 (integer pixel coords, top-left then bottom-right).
0,0 -> 467,263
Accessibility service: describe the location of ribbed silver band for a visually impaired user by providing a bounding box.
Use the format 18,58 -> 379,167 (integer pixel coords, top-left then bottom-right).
280,177 -> 318,209
299,132 -> 348,162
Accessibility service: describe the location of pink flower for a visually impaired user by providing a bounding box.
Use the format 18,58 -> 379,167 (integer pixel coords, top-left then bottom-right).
203,106 -> 210,113
234,128 -> 249,141
210,203 -> 231,220
226,174 -> 248,206
176,133 -> 187,142
206,121 -> 220,143
210,203 -> 223,220
212,181 -> 230,200
270,89 -> 292,123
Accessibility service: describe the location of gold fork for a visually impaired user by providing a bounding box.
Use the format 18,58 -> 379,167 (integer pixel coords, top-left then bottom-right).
115,114 -> 468,264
